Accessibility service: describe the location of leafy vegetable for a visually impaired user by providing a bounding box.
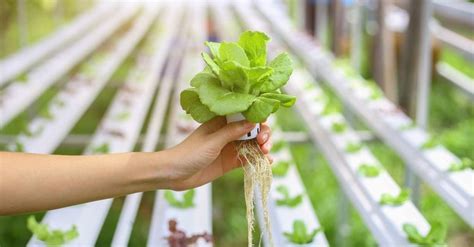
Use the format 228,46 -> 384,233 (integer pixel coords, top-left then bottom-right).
91,143 -> 110,154
403,222 -> 446,246
421,137 -> 439,150
379,188 -> 410,206
27,216 -> 79,247
113,112 -> 131,121
358,164 -> 382,177
17,72 -> 29,83
448,157 -> 473,172
180,31 -> 295,123
331,121 -> 347,133
284,220 -> 322,244
272,160 -> 290,177
164,190 -> 195,208
345,142 -> 363,153
271,140 -> 287,153
39,107 -> 54,120
275,185 -> 303,207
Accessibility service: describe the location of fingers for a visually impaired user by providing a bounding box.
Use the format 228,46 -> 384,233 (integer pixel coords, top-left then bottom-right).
257,123 -> 271,146
209,120 -> 256,148
260,139 -> 272,154
195,117 -> 226,135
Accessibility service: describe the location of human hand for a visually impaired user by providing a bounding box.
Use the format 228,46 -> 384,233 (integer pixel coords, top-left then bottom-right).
163,117 -> 272,191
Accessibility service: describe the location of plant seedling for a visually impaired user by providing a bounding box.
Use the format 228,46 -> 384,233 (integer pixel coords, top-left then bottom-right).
403,221 -> 446,246
39,106 -> 54,120
271,140 -> 287,153
275,185 -> 303,207
358,164 -> 382,177
179,30 -> 296,246
27,216 -> 79,247
91,143 -> 110,154
164,190 -> 195,209
272,160 -> 290,177
345,142 -> 363,153
421,137 -> 439,150
448,158 -> 473,172
17,72 -> 29,83
379,188 -> 410,206
284,220 -> 322,244
113,111 -> 131,121
321,101 -> 340,116
331,121 -> 347,133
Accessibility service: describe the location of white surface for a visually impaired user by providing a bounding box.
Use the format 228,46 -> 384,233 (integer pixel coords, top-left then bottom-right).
0,3 -> 113,87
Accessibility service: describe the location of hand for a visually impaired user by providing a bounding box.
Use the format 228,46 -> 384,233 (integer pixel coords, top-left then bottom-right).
164,117 -> 272,191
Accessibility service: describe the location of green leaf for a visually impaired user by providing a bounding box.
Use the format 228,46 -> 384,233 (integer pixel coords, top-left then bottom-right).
190,72 -> 220,88
260,53 -> 293,92
238,31 -> 270,67
448,158 -> 473,172
201,52 -> 220,77
403,222 -> 447,246
421,137 -> 439,150
345,142 -> 363,153
27,216 -> 78,246
243,97 -> 279,123
275,185 -> 303,207
271,140 -> 287,153
379,188 -> 410,206
164,190 -> 195,208
358,164 -> 381,177
205,41 -> 221,58
246,66 -> 274,93
284,220 -> 321,244
180,88 -> 216,123
198,83 -> 256,115
17,72 -> 29,83
113,112 -> 130,121
272,160 -> 290,177
331,122 -> 347,133
39,107 -> 54,120
219,42 -> 249,67
219,61 -> 249,92
91,143 -> 109,154
260,93 -> 296,107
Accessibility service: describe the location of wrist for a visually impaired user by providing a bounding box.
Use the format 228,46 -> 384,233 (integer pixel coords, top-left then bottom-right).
125,150 -> 176,192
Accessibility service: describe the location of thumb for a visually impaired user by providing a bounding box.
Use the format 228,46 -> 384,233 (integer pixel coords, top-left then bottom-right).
209,120 -> 256,148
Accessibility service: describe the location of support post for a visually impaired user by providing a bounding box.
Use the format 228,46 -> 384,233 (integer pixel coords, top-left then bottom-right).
331,0 -> 345,57
17,0 -> 28,47
316,0 -> 328,47
350,0 -> 363,72
372,0 -> 398,102
399,0 -> 433,205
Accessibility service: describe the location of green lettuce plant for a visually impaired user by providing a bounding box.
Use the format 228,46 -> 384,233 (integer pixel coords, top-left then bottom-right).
379,188 -> 410,206
275,185 -> 303,207
180,31 -> 296,123
448,157 -> 473,172
345,142 -> 363,153
403,222 -> 446,246
27,216 -> 79,247
272,160 -> 290,177
284,220 -> 322,244
358,164 -> 382,177
164,190 -> 195,209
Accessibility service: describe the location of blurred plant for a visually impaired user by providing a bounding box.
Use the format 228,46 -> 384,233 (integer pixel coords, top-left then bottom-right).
284,220 -> 322,244
272,160 -> 290,177
164,190 -> 195,209
379,189 -> 410,206
275,185 -> 303,207
448,157 -> 473,172
403,221 -> 446,246
358,164 -> 381,177
27,216 -> 78,247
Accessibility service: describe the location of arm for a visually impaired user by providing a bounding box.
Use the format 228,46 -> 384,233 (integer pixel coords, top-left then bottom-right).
0,118 -> 272,215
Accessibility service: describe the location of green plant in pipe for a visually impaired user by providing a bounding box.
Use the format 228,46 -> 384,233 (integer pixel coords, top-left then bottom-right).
275,185 -> 303,207
27,216 -> 79,247
345,142 -> 363,153
284,220 -> 322,244
379,188 -> 410,206
448,157 -> 473,172
358,164 -> 382,177
272,160 -> 291,177
403,221 -> 446,246
164,190 -> 195,209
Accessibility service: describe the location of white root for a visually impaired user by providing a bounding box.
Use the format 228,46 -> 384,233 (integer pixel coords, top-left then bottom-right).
238,140 -> 273,247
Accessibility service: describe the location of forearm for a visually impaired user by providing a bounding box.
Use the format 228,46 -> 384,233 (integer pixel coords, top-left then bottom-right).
0,151 -> 172,215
